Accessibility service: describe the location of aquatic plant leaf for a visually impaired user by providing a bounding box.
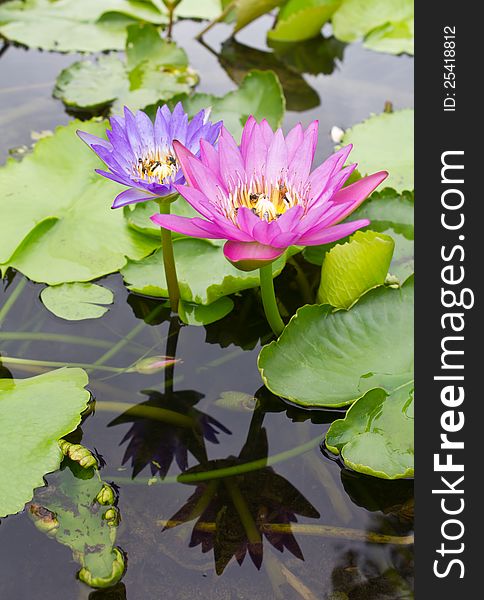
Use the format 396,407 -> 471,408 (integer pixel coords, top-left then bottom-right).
121,237 -> 290,305
317,230 -> 395,309
0,120 -> 159,285
41,283 -> 114,321
0,368 -> 90,517
174,0 -> 223,19
325,383 -> 414,479
342,110 -> 414,193
0,0 -> 165,52
170,70 -> 285,140
29,459 -> 125,588
179,298 -> 234,326
218,38 -> 320,112
233,0 -> 284,32
54,24 -> 197,114
304,188 -> 414,284
268,34 -> 345,76
258,277 -> 413,408
332,0 -> 414,55
268,0 -> 341,43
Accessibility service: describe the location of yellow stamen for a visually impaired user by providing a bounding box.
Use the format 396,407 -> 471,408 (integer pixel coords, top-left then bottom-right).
134,150 -> 178,184
230,181 -> 298,222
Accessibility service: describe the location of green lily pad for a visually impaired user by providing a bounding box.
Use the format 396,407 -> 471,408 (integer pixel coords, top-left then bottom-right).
0,119 -> 159,285
342,110 -> 414,193
0,0 -> 165,53
317,230 -> 395,309
171,70 -> 286,140
54,24 -> 197,114
179,297 -> 234,326
0,368 -> 90,518
268,0 -> 341,43
304,188 -> 414,284
258,277 -> 413,408
233,0 -> 285,32
41,283 -> 114,321
332,0 -> 414,55
29,459 -> 125,588
121,237 -> 290,305
268,34 -> 346,76
175,0 -> 223,19
325,383 -> 414,479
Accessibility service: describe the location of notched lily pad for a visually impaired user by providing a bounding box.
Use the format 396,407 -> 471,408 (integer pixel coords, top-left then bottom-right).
268,0 -> 341,43
41,283 -> 114,321
325,383 -> 414,479
258,277 -> 413,408
0,368 -> 90,517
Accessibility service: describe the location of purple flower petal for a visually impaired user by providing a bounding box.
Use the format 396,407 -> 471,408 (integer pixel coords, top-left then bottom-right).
77,130 -> 112,150
112,188 -> 155,208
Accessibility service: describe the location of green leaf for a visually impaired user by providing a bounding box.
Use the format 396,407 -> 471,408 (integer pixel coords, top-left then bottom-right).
234,0 -> 285,32
258,277 -> 413,408
53,24 -> 197,114
0,120 -> 159,285
341,109 -> 414,192
174,70 -> 286,140
268,34 -> 346,76
0,0 -> 165,52
174,0 -> 222,19
0,368 -> 90,518
41,283 -> 114,321
317,230 -> 394,309
29,459 -> 125,588
332,0 -> 414,55
303,188 -> 414,284
325,383 -> 414,479
121,237 -> 290,305
178,297 -> 234,326
268,0 -> 341,43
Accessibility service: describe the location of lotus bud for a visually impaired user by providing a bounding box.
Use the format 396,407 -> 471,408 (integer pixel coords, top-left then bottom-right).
131,355 -> 180,375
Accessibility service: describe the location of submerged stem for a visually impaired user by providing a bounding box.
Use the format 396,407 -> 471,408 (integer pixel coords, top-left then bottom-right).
259,265 -> 285,337
0,278 -> 27,327
158,201 -> 180,313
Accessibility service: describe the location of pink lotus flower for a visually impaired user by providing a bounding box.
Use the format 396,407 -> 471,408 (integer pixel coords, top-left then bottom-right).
151,117 -> 388,271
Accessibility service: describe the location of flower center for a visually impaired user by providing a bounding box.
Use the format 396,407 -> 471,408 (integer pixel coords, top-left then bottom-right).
230,182 -> 298,223
134,150 -> 178,184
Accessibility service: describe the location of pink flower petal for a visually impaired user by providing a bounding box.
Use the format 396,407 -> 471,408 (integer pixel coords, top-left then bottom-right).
331,171 -> 388,206
265,128 -> 288,185
308,144 -> 353,201
260,119 -> 275,147
244,123 -> 267,181
219,129 -> 246,185
224,241 -> 284,271
174,184 -> 219,220
173,140 -> 198,186
150,213 -> 225,239
253,219 -> 277,246
296,219 -> 370,246
240,116 -> 257,162
288,127 -> 317,184
237,206 -> 259,236
285,123 -> 304,162
200,138 -> 220,175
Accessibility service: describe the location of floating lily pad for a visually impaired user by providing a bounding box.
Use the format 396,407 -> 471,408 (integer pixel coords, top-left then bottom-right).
179,297 -> 235,326
325,383 -> 414,479
173,70 -> 286,140
121,238 -> 290,305
304,188 -> 414,284
258,277 -> 413,408
332,0 -> 414,55
268,34 -> 346,76
29,459 -> 125,588
342,110 -> 414,192
41,283 -> 114,321
0,120 -> 159,285
0,0 -> 165,52
175,0 -> 223,19
0,368 -> 90,518
268,0 -> 341,43
317,230 -> 395,309
54,24 -> 197,114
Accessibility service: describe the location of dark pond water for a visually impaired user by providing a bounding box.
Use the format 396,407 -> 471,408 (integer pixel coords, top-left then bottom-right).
0,16 -> 414,600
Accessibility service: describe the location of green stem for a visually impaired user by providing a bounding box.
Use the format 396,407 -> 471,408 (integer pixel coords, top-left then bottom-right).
224,478 -> 262,545
109,434 -> 323,485
95,401 -> 194,428
259,265 -> 284,336
158,202 -> 180,313
0,356 -> 128,374
0,332 -> 141,351
0,278 -> 27,327
195,0 -> 236,39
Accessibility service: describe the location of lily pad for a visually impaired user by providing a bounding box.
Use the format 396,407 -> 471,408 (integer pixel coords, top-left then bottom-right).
332,0 -> 414,55
268,0 -> 341,43
175,0 -> 223,19
54,24 -> 197,114
178,297 -> 235,326
0,119 -> 159,285
121,237 -> 290,305
0,368 -> 90,518
233,0 -> 285,32
258,277 -> 413,408
325,383 -> 414,479
304,188 -> 414,284
0,0 -> 165,52
317,230 -> 395,309
41,283 -> 114,321
29,459 -> 125,588
341,110 -> 414,193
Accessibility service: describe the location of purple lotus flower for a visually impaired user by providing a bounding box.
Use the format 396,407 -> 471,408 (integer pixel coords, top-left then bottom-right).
77,103 -> 222,209
150,117 -> 388,270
